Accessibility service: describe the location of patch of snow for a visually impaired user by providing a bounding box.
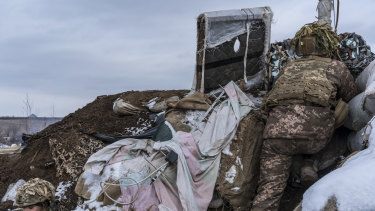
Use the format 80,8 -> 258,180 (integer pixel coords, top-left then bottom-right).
1,179 -> 26,204
225,165 -> 237,184
222,143 -> 233,156
124,117 -> 152,136
181,110 -> 206,132
74,200 -> 122,211
302,117 -> 375,210
231,187 -> 240,191
145,97 -> 159,110
235,156 -> 243,170
55,181 -> 73,201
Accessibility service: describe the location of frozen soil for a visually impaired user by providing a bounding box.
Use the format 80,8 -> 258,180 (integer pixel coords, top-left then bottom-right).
0,89 -> 188,210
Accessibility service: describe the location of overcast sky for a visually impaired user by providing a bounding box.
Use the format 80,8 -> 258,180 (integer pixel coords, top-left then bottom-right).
1,0 -> 374,117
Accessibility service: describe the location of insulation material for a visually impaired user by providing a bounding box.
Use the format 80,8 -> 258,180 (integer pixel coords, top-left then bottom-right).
193,7 -> 273,92
216,110 -> 265,209
343,92 -> 372,131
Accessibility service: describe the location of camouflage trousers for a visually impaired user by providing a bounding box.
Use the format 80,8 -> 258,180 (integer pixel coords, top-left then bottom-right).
252,138 -> 329,211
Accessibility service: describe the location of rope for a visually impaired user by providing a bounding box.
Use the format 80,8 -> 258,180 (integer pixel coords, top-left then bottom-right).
337,151 -> 360,168
101,177 -> 139,205
243,23 -> 251,83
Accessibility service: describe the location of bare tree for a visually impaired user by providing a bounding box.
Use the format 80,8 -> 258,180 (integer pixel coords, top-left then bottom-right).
23,93 -> 33,133
23,93 -> 33,117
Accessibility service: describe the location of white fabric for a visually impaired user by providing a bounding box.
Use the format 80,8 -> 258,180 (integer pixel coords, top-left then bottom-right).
84,139 -> 149,175
203,7 -> 272,49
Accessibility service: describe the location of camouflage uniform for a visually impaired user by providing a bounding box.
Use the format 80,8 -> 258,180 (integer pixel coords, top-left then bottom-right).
252,59 -> 358,211
15,178 -> 56,210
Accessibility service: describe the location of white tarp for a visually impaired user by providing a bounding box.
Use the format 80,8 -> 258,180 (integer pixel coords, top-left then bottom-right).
202,7 -> 272,49
77,81 -> 254,211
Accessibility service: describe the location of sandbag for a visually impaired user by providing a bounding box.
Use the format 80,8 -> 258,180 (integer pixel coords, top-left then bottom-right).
344,92 -> 372,131
347,127 -> 366,152
355,60 -> 375,115
167,92 -> 212,110
364,80 -> 375,115
113,98 -> 144,115
356,60 -> 375,91
216,110 -> 265,209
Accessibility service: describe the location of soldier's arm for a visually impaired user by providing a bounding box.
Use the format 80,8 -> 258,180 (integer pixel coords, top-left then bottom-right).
334,61 -> 360,102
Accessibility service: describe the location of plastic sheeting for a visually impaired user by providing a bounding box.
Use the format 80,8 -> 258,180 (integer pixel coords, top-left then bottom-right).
77,82 -> 254,211
203,7 -> 272,49
193,7 -> 273,92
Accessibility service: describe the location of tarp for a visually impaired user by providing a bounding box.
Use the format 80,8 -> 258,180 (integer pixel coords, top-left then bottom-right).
75,81 -> 254,211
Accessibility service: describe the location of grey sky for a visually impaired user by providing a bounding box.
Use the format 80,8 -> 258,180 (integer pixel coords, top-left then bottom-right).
1,0 -> 374,117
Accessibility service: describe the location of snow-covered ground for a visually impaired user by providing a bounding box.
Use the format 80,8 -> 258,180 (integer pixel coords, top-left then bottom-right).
302,117 -> 375,210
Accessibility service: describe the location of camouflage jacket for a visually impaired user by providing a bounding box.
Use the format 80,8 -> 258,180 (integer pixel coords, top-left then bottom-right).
263,59 -> 359,141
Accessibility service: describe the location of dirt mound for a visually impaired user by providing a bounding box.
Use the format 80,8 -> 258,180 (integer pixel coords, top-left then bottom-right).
0,89 -> 188,210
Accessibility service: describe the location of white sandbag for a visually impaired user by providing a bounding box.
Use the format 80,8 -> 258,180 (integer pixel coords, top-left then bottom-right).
363,80 -> 375,115
355,60 -> 375,115
344,92 -> 372,131
347,127 -> 366,152
113,98 -> 144,115
356,60 -> 375,91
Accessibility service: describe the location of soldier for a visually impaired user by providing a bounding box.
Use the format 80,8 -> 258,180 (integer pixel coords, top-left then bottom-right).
251,22 -> 359,211
15,178 -> 56,211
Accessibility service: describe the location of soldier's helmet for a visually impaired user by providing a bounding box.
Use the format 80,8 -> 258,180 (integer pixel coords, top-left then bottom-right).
291,22 -> 340,57
15,178 -> 56,208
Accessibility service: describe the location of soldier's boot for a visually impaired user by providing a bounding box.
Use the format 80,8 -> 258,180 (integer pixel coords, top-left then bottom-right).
300,159 -> 319,188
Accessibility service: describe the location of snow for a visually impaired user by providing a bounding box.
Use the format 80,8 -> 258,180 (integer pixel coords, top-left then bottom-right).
123,117 -> 152,135
302,117 -> 375,210
1,179 -> 26,204
55,181 -> 73,201
145,97 -> 159,110
225,165 -> 237,184
235,156 -> 243,170
222,143 -> 233,156
231,187 -> 240,191
181,110 -> 206,132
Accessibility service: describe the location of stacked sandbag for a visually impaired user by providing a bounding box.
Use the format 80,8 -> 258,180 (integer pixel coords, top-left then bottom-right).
216,110 -> 265,210
345,60 -> 375,151
345,60 -> 375,130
